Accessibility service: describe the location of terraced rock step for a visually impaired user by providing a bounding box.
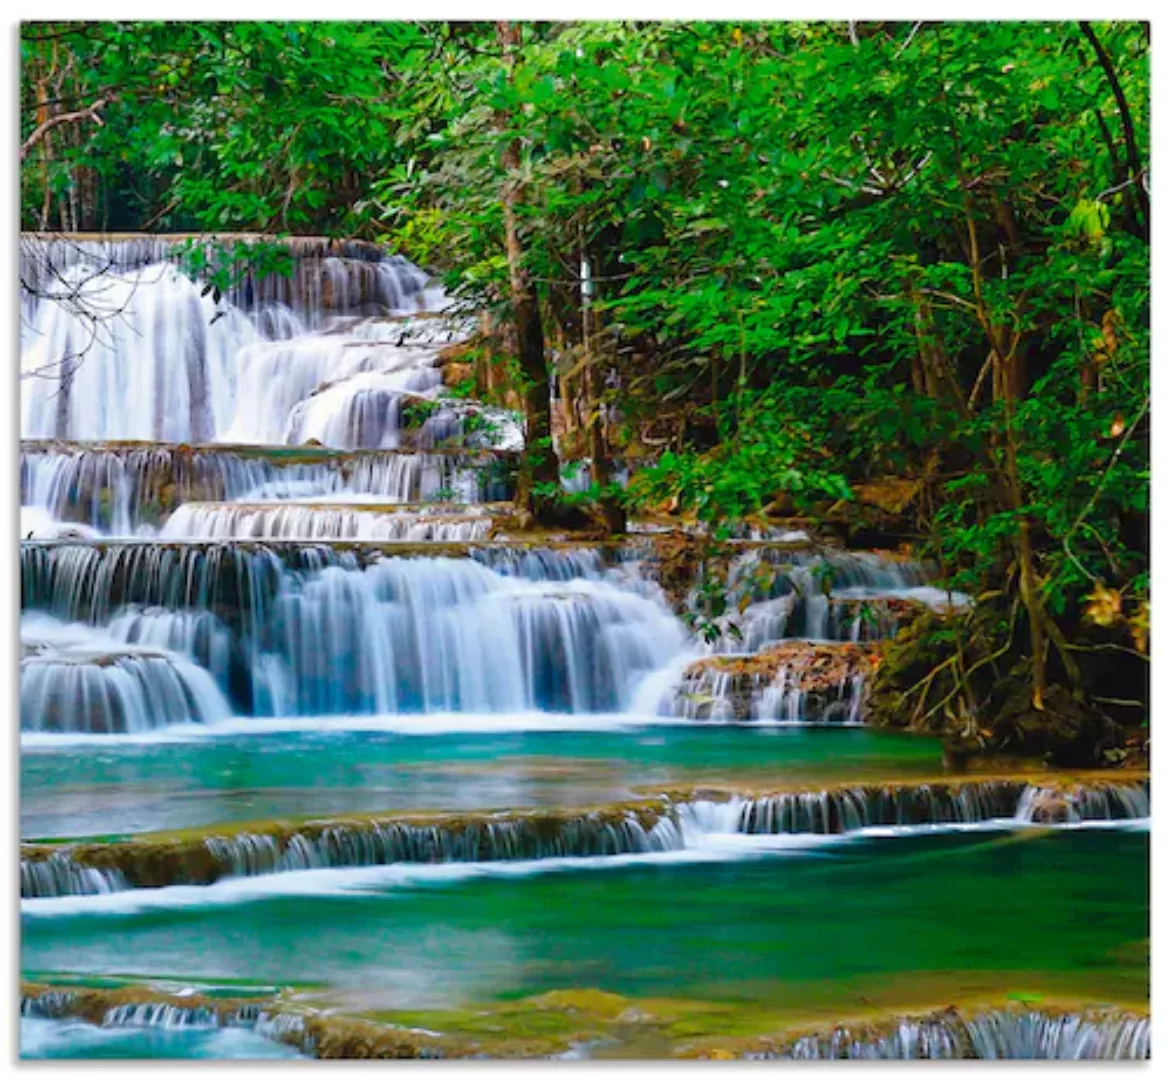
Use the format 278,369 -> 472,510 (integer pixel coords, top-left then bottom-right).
20,801 -> 678,894
21,983 -> 1149,1060
22,440 -> 517,531
21,982 -> 268,1031
21,776 -> 1148,897
158,501 -> 510,541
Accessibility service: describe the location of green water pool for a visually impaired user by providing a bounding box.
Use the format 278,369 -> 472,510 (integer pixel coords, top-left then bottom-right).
23,828 -> 1147,1021
22,723 -> 943,838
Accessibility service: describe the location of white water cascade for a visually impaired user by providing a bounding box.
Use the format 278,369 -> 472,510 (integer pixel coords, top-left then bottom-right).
20,543 -> 686,723
20,236 -> 515,452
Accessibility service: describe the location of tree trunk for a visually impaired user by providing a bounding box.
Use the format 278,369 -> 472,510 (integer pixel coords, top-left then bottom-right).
495,21 -> 560,518
581,254 -> 626,533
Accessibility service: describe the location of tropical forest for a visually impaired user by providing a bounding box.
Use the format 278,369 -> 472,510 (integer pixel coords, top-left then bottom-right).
17,19 -> 1150,1062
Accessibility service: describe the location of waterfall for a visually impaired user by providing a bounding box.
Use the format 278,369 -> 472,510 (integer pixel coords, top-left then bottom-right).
221,339 -> 441,446
664,641 -> 874,723
21,542 -> 685,723
668,662 -> 868,723
20,613 -> 231,734
708,550 -> 967,651
1015,781 -> 1150,823
21,443 -> 516,533
20,991 -> 79,1019
204,809 -> 683,878
21,780 -> 1147,895
21,851 -> 128,899
100,1004 -> 223,1030
763,1008 -> 1150,1060
22,262 -> 255,442
159,503 -> 495,542
254,1012 -> 311,1051
21,986 -> 263,1031
20,236 -> 477,448
682,783 -> 1022,835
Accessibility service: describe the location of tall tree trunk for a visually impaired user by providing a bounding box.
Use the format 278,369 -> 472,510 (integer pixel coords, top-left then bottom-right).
962,205 -> 1051,708
495,21 -> 560,518
580,251 -> 626,533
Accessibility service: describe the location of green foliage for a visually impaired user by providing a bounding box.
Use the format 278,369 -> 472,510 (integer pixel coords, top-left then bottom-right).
400,398 -> 442,431
627,389 -> 852,537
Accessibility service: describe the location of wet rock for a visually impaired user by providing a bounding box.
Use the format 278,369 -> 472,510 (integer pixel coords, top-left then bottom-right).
675,642 -> 878,722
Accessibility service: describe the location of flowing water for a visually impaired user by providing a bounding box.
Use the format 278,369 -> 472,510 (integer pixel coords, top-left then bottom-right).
21,831 -> 1148,1043
19,236 -> 1148,1059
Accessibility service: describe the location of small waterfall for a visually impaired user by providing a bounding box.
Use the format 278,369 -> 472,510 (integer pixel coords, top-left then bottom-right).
22,542 -> 683,720
684,781 -> 1150,837
20,991 -> 78,1019
1015,781 -> 1150,824
682,782 -> 1025,836
667,643 -> 873,723
22,806 -> 683,892
22,262 -> 255,442
21,236 -> 450,447
21,984 -> 265,1032
20,637 -> 231,734
963,1009 -> 1150,1059
709,550 -> 965,651
101,1004 -> 222,1030
103,606 -> 236,692
21,851 -> 128,898
222,339 -> 441,447
22,779 -> 1147,895
21,443 -> 517,533
763,1008 -> 1148,1060
255,1012 -> 311,1052
160,503 -> 495,542
205,809 -> 683,878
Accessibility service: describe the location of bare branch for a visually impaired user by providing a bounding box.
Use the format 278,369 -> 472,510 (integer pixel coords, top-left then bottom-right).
21,96 -> 109,162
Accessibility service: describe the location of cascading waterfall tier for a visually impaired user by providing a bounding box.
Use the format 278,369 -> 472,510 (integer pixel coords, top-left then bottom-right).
21,441 -> 516,533
753,1007 -> 1150,1060
20,802 -> 682,893
21,984 -> 265,1032
21,540 -> 683,721
706,548 -> 968,651
19,234 -> 427,323
682,778 -> 1150,835
667,641 -> 877,722
159,502 -> 498,542
20,234 -> 522,450
20,985 -> 1147,1061
21,852 -> 129,899
20,615 -> 230,734
21,778 -> 1148,896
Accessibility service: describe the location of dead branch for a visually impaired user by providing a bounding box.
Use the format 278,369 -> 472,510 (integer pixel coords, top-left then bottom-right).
21,96 -> 109,162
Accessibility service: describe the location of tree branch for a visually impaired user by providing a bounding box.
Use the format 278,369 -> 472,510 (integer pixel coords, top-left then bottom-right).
1079,22 -> 1149,237
21,96 -> 109,161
